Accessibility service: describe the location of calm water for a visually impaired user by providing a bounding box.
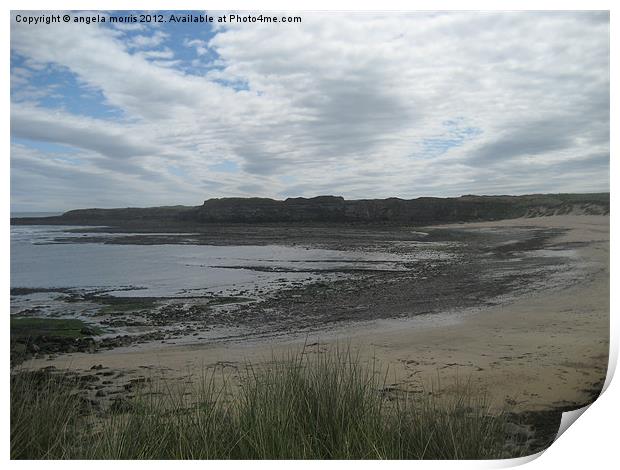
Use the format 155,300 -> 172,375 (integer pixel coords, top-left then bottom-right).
11,212 -> 63,218
11,225 -> 414,298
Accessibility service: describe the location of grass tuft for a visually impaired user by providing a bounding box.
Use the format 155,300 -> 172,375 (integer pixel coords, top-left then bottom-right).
11,348 -> 528,459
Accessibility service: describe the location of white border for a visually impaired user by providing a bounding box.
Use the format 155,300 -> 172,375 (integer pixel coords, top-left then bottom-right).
3,1 -> 616,468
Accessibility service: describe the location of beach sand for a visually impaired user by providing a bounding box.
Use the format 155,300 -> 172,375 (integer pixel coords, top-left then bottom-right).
26,215 -> 610,413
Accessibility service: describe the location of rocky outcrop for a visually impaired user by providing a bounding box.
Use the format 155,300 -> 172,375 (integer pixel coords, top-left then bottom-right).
11,205 -> 195,226
187,196 -> 348,223
185,193 -> 609,224
11,193 -> 609,227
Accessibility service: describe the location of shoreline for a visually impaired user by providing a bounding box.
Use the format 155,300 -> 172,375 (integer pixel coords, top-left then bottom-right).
16,215 -> 609,416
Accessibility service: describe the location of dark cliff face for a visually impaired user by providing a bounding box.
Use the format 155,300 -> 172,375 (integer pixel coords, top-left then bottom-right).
10,193 -> 610,227
185,193 -> 610,224
188,196 -> 347,223
11,206 -> 196,227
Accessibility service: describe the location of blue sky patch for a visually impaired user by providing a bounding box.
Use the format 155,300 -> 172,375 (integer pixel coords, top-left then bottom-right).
209,160 -> 239,173
421,119 -> 483,158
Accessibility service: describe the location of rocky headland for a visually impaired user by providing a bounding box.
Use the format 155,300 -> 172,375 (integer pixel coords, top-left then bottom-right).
11,193 -> 609,227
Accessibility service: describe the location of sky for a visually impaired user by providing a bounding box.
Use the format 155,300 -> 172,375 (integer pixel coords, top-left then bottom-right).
10,10 -> 610,211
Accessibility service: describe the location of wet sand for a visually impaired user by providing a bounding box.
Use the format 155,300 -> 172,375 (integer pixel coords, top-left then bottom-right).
349,216 -> 609,411
23,215 -> 609,414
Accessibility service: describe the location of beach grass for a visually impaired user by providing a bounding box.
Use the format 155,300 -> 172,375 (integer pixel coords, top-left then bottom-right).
11,348 -> 527,459
10,370 -> 87,459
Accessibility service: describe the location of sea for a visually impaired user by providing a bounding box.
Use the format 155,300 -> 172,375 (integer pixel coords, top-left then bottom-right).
10,223 -> 414,299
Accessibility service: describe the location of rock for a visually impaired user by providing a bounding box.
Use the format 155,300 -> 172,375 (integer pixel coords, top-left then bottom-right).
24,194 -> 607,226
80,326 -> 97,336
78,374 -> 100,384
12,343 -> 27,354
110,398 -> 134,413
130,377 -> 150,385
90,364 -> 105,370
185,194 -> 610,224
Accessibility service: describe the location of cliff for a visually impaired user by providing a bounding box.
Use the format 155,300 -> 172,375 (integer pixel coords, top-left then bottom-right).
184,193 -> 609,224
11,193 -> 609,227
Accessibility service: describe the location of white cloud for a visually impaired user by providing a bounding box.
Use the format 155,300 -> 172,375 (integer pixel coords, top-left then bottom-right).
140,48 -> 175,60
10,11 -> 609,210
127,30 -> 169,49
184,38 -> 209,56
111,23 -> 146,32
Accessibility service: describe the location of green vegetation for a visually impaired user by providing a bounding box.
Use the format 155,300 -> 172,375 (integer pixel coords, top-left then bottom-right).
95,298 -> 159,315
10,287 -> 73,296
11,370 -> 87,459
10,349 -> 530,459
10,317 -> 102,339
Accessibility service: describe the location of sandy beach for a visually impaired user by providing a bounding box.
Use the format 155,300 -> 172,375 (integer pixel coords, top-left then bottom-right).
347,215 -> 610,412
22,215 -> 609,415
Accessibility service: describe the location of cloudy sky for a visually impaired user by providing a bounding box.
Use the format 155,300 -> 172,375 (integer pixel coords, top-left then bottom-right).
10,11 -> 609,211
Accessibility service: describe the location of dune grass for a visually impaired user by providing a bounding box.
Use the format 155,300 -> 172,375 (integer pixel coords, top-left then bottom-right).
11,348 -> 527,459
10,370 -> 87,459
